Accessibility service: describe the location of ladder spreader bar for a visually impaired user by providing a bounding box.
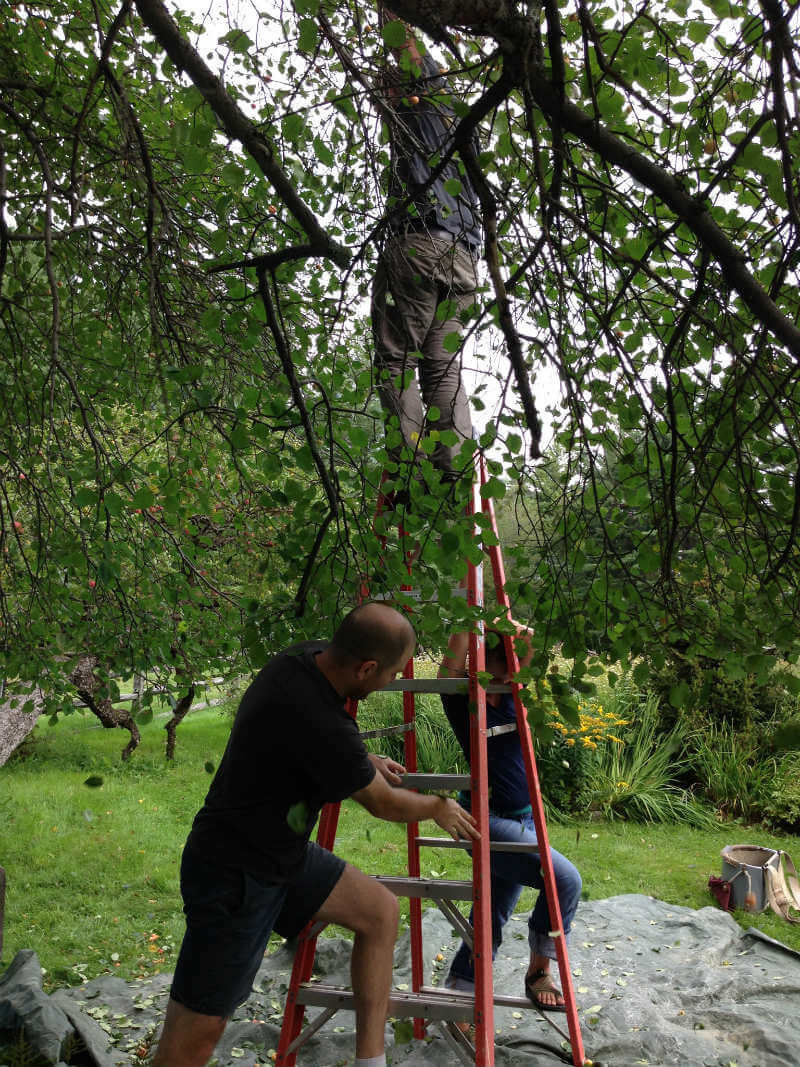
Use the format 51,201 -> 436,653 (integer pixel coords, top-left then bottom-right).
359,722 -> 413,740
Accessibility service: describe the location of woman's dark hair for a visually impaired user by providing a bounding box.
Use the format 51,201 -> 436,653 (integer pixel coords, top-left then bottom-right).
484,628 -> 510,669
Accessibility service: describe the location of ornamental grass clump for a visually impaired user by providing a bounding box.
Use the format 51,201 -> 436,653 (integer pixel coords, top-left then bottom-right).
584,692 -> 718,827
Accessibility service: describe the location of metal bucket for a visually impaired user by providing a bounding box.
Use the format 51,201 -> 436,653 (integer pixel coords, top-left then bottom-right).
720,844 -> 777,912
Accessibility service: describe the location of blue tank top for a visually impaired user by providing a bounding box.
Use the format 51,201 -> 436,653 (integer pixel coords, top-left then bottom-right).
441,691 -> 531,816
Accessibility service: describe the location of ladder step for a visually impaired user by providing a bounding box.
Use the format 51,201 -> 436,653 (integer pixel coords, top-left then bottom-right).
381,677 -> 511,694
371,588 -> 469,603
295,983 -> 534,1022
401,772 -> 471,791
416,835 -> 540,854
375,875 -> 473,901
420,985 -> 535,1012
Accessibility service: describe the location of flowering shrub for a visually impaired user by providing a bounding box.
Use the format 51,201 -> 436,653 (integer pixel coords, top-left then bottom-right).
548,699 -> 629,751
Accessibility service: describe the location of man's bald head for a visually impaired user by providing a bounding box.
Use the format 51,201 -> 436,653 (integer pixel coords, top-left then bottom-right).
330,601 -> 415,669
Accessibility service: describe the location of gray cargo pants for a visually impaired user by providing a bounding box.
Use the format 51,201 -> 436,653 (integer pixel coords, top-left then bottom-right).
371,233 -> 478,477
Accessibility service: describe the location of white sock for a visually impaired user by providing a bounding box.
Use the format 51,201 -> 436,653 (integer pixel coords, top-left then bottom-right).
355,1056 -> 387,1067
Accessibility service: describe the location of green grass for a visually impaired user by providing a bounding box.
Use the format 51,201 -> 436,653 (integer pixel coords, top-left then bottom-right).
0,703 -> 236,989
1,698 -> 799,996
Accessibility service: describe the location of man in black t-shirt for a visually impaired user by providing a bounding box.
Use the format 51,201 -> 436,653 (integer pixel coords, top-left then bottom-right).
371,13 -> 481,486
439,623 -> 582,1015
151,602 -> 478,1067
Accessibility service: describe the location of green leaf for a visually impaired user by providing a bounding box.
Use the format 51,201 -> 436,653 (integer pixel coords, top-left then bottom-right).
74,488 -> 98,508
349,425 -> 369,449
441,530 -> 459,553
220,162 -> 246,188
298,18 -> 317,53
480,476 -> 506,500
669,682 -> 689,708
392,1019 -> 415,1044
382,21 -> 408,48
287,800 -> 310,834
183,145 -> 208,173
132,486 -> 155,509
313,136 -> 334,166
282,112 -> 304,142
442,330 -> 461,353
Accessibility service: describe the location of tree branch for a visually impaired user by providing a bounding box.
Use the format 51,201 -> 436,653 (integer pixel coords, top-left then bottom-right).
524,69 -> 800,359
256,266 -> 340,517
133,0 -> 350,269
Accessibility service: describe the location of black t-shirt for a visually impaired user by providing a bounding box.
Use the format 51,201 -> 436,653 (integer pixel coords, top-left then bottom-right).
186,641 -> 376,882
441,690 -> 531,815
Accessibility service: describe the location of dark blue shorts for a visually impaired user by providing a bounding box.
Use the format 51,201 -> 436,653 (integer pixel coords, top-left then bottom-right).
170,841 -> 345,1017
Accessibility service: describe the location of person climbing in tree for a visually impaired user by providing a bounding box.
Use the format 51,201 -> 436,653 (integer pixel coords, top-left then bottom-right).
371,9 -> 482,499
439,618 -> 583,1013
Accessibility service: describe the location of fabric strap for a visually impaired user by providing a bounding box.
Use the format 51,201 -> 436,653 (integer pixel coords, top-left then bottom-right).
765,850 -> 800,924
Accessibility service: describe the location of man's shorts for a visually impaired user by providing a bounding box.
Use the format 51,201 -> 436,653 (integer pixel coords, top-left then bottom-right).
170,841 -> 346,1017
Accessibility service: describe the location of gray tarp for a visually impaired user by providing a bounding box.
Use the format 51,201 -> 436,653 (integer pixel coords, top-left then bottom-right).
2,895 -> 799,1066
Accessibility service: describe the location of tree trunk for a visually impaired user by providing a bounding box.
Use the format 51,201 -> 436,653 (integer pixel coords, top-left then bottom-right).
164,683 -> 195,760
0,685 -> 44,766
70,655 -> 141,761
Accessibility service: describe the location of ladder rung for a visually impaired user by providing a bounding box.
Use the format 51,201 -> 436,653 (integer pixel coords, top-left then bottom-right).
370,588 -> 469,602
380,677 -> 512,694
295,983 -> 534,1021
416,835 -> 540,855
359,722 -> 413,740
401,772 -> 471,791
375,875 -> 473,900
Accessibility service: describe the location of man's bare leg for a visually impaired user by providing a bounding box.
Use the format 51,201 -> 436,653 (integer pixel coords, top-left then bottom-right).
313,862 -> 399,1059
150,998 -> 227,1067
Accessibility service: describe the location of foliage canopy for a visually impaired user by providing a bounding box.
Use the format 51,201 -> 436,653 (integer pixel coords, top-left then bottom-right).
1,0 -> 799,721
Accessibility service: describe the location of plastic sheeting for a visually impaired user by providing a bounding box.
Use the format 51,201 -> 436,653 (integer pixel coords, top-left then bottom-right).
2,894 -> 799,1066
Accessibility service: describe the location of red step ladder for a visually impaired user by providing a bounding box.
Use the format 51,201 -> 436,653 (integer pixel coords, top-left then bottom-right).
276,453 -> 586,1067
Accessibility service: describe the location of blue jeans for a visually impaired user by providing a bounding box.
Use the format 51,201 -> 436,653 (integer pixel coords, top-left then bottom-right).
446,812 -> 582,989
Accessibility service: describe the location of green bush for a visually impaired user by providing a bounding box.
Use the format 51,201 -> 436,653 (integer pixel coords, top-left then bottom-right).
688,723 -> 778,821
649,657 -> 791,733
533,730 -> 596,819
760,752 -> 800,832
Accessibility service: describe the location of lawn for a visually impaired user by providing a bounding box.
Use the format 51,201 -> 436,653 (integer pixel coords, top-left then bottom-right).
1,697 -> 798,994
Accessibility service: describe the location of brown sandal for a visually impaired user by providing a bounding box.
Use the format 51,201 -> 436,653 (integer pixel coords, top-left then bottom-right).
525,968 -> 567,1013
